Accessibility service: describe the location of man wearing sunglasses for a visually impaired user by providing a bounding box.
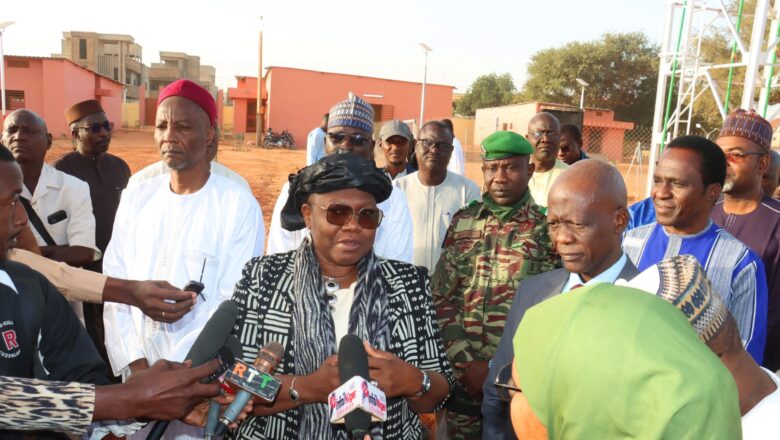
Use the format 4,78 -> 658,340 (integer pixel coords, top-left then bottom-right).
525,112 -> 568,211
267,93 -> 413,263
52,100 -> 131,372
557,124 -> 588,165
431,131 -> 559,440
711,109 -> 780,371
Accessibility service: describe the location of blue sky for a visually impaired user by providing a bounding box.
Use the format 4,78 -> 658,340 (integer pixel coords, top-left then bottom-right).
3,0 -> 665,92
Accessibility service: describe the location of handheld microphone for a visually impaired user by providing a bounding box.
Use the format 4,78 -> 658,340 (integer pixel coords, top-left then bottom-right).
205,336 -> 243,439
147,300 -> 240,440
330,334 -> 386,440
214,341 -> 284,436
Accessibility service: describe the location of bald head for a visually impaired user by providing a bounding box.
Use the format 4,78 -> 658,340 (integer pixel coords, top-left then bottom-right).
551,159 -> 627,209
526,113 -> 562,168
528,112 -> 561,132
547,160 -> 628,281
2,109 -> 53,166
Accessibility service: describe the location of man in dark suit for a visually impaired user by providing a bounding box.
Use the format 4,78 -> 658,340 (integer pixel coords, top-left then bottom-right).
481,159 -> 637,439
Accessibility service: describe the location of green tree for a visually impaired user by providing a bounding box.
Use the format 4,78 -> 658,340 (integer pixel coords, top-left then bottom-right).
455,73 -> 516,116
519,32 -> 660,126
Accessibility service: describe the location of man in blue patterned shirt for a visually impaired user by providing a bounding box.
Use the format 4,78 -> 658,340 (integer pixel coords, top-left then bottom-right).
622,135 -> 768,362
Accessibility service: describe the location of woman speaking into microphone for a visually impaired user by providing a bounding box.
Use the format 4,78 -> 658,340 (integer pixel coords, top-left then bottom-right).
229,154 -> 454,439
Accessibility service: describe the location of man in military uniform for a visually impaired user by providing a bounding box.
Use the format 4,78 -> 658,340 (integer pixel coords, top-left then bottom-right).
432,131 -> 560,439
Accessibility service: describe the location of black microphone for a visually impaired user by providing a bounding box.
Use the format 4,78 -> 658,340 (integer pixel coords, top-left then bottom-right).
147,300 -> 240,440
205,335 -> 242,438
338,334 -> 372,440
214,341 -> 284,436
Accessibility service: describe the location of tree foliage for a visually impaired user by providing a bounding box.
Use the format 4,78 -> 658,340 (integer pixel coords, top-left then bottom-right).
454,73 -> 516,116
519,32 -> 660,126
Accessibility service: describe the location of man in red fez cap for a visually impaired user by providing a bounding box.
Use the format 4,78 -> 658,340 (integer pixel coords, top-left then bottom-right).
713,108 -> 780,371
101,79 -> 264,439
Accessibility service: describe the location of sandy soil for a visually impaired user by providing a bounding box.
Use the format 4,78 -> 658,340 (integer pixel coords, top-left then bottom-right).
47,129 -> 649,233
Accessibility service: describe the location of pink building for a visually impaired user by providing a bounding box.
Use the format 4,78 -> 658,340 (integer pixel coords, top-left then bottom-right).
228,66 -> 454,145
474,101 -> 634,162
2,55 -> 124,138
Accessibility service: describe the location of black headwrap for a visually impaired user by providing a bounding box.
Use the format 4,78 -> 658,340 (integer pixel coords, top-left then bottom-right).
281,154 -> 392,231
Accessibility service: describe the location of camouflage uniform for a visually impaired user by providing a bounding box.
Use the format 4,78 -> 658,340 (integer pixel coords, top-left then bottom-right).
432,190 -> 560,440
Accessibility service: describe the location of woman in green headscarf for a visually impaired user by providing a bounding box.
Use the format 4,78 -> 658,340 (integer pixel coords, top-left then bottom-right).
504,283 -> 742,439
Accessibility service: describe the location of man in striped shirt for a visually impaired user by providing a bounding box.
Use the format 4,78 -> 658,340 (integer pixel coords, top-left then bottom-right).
622,135 -> 768,363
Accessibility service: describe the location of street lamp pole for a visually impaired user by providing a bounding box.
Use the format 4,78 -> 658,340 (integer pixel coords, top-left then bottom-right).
419,43 -> 432,130
576,77 -> 589,110
0,22 -> 14,117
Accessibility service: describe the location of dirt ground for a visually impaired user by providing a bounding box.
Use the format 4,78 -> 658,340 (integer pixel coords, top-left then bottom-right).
47,129 -> 649,232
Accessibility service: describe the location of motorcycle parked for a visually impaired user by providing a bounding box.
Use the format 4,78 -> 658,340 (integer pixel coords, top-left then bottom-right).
261,128 -> 295,149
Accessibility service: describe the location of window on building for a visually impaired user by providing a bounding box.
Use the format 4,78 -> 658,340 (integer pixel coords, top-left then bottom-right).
4,91 -> 25,111
113,68 -> 119,81
79,39 -> 87,59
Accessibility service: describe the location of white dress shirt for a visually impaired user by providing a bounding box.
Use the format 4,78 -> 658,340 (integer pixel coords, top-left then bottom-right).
265,181 -> 414,263
447,137 -> 466,176
22,163 -> 100,257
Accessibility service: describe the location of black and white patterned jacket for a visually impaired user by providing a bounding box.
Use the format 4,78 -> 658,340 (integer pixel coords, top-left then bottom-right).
230,251 -> 455,439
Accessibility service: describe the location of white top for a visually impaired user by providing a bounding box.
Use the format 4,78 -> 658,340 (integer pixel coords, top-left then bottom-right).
394,171 -> 481,271
742,368 -> 780,440
103,173 -> 263,372
22,163 -> 100,323
306,127 -> 327,165
22,163 -> 100,257
127,160 -> 252,192
447,138 -> 466,176
0,269 -> 18,293
265,181 -> 414,263
103,173 -> 263,439
528,159 -> 568,208
330,283 -> 356,344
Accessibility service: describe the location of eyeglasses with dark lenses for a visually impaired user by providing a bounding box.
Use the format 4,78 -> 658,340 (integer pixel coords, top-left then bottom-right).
78,121 -> 114,134
528,130 -> 559,140
494,362 -> 522,402
327,132 -> 371,147
317,204 -> 384,229
417,138 -> 454,153
724,151 -> 765,163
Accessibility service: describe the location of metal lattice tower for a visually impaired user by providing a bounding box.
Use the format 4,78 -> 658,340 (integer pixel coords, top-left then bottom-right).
646,0 -> 779,195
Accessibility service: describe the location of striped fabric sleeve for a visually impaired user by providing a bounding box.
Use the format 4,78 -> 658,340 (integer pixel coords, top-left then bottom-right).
0,376 -> 95,435
731,255 -> 769,364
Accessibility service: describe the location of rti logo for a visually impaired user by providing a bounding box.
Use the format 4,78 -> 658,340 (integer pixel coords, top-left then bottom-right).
0,320 -> 20,359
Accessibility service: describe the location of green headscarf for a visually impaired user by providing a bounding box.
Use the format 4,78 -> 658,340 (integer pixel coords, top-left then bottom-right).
513,284 -> 742,440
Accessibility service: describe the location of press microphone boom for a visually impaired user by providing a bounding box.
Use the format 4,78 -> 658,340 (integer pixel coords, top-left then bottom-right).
214,341 -> 284,436
147,300 -> 240,440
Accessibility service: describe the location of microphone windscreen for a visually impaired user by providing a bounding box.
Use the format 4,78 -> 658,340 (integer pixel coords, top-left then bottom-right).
338,334 -> 371,436
224,335 -> 243,361
184,300 -> 239,366
338,334 -> 369,383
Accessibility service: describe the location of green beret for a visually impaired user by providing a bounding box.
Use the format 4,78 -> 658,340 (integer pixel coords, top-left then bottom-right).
481,131 -> 534,160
